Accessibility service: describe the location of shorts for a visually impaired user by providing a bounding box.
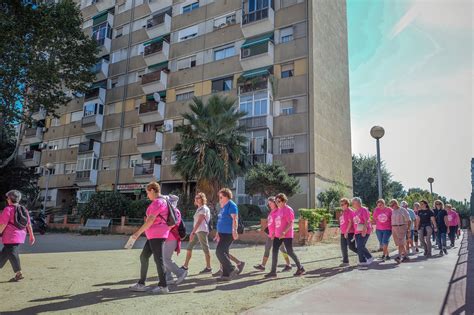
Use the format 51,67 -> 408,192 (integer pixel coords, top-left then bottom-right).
392,225 -> 408,246
376,229 -> 392,246
186,231 -> 210,255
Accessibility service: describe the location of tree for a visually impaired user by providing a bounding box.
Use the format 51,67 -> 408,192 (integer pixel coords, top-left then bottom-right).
317,183 -> 345,210
0,0 -> 97,168
245,163 -> 300,198
81,192 -> 130,220
173,95 -> 249,211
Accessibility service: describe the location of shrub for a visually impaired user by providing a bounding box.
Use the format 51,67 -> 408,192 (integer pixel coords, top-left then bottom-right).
127,199 -> 150,218
238,204 -> 263,221
81,192 -> 130,220
299,208 -> 333,232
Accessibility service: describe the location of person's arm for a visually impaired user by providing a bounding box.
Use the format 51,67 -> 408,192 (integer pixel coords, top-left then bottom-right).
190,214 -> 205,241
0,223 -> 6,234
415,215 -> 420,231
444,214 -> 450,233
231,213 -> 238,240
132,215 -> 157,239
431,216 -> 437,231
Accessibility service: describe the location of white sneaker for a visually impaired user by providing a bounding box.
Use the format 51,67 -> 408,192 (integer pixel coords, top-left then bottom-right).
366,257 -> 374,265
167,279 -> 177,285
129,283 -> 149,292
150,286 -> 169,294
175,269 -> 188,285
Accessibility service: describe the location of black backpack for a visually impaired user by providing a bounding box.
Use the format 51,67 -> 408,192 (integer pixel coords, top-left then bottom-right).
14,205 -> 29,229
158,197 -> 178,226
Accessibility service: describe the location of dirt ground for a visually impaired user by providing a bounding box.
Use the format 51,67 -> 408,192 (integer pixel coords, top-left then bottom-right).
1,234 -> 383,314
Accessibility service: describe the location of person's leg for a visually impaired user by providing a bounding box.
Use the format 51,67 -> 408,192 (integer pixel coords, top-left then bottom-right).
216,234 -> 234,277
196,232 -> 211,269
382,230 -> 391,257
340,234 -> 349,263
448,228 -> 455,246
149,238 -> 167,287
425,227 -> 433,256
441,232 -> 447,252
362,235 -> 372,260
183,234 -> 199,269
8,245 -> 21,274
283,238 -> 302,270
375,230 -> 383,252
347,233 -> 357,254
139,240 -> 153,285
0,245 -> 12,270
278,243 -> 291,266
270,238 -> 284,274
355,234 -> 367,263
163,240 -> 185,279
261,237 -> 272,265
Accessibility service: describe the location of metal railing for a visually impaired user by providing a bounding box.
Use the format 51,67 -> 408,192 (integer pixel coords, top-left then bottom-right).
141,70 -> 162,85
138,101 -> 158,115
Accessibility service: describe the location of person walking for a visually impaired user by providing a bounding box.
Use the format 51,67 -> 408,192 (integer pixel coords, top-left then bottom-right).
162,195 -> 188,285
446,204 -> 460,248
434,200 -> 449,256
351,197 -> 373,268
401,201 -> 416,254
416,200 -> 437,257
373,199 -> 392,261
339,198 -> 357,267
215,188 -> 239,282
129,182 -> 170,294
432,201 -> 443,246
181,192 -> 212,274
264,193 -> 305,278
254,197 -> 292,272
0,190 -> 35,282
390,200 -> 411,263
413,202 -> 421,252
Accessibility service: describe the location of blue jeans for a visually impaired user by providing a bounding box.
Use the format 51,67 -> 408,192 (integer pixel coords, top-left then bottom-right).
355,234 -> 372,263
376,230 -> 392,246
437,231 -> 447,251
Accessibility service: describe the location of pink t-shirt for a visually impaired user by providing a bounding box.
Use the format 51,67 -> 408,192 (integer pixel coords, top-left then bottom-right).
145,198 -> 170,240
267,210 -> 277,236
373,207 -> 392,231
339,208 -> 354,234
167,208 -> 181,242
0,205 -> 29,244
447,210 -> 459,227
273,205 -> 295,239
353,207 -> 372,235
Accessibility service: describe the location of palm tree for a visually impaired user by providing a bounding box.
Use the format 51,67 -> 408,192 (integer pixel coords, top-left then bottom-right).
172,95 -> 249,211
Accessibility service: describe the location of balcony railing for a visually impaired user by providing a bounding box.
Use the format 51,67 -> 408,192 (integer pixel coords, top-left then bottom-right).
239,79 -> 269,94
142,70 -> 163,85
147,14 -> 166,29
78,141 -> 94,153
81,115 -> 97,126
144,41 -> 164,56
85,88 -> 100,100
76,170 -> 91,181
25,127 -> 39,137
240,115 -> 272,129
139,101 -> 159,115
134,164 -> 155,176
242,8 -> 269,25
250,153 -> 272,164
24,150 -> 37,160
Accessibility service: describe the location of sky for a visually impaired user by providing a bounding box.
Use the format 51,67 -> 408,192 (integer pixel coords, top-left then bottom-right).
346,0 -> 473,201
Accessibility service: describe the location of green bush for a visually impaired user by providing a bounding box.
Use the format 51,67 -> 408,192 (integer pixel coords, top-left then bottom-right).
127,199 -> 150,218
238,204 -> 263,221
81,192 -> 130,220
299,208 -> 333,232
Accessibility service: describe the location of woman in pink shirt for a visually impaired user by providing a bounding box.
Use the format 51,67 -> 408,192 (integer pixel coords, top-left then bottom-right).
446,204 -> 460,247
373,199 -> 393,261
264,193 -> 305,278
339,198 -> 357,267
352,197 -> 374,268
0,190 -> 35,282
129,182 -> 170,294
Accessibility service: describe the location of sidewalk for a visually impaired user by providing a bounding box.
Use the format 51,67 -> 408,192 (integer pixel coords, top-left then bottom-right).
246,231 -> 471,315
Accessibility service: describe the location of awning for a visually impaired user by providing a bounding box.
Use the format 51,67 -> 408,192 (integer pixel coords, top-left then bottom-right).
149,61 -> 168,71
241,32 -> 273,49
93,11 -> 109,26
146,91 -> 166,101
143,35 -> 166,46
241,66 -> 272,79
141,151 -> 162,159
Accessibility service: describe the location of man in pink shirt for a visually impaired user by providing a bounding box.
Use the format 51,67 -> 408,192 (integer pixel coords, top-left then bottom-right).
0,190 -> 35,282
373,199 -> 393,261
446,204 -> 460,247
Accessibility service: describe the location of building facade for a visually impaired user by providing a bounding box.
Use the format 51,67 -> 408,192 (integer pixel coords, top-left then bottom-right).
20,0 -> 352,212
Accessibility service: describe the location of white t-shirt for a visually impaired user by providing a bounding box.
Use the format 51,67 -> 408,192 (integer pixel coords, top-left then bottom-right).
194,205 -> 211,233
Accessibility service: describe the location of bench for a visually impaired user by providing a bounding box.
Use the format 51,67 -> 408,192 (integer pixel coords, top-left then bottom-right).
81,219 -> 111,232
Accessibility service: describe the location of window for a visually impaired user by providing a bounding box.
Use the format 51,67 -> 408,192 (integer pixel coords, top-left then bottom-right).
122,127 -> 132,140
281,63 -> 294,78
243,0 -> 271,24
48,140 -> 60,151
51,117 -> 60,127
280,26 -> 294,43
77,153 -> 98,171
102,158 -> 117,170
212,77 -> 233,92
65,163 -> 76,174
213,13 -> 236,29
77,190 -> 95,203
281,106 -> 295,115
177,56 -> 197,70
182,2 -> 199,14
178,25 -> 198,42
127,72 -> 138,84
115,27 -> 123,38
105,129 -> 120,142
92,22 -> 112,45
176,87 -> 194,101
239,91 -> 269,117
111,48 -> 128,64
71,110 -> 83,122
132,17 -> 147,32
280,136 -> 295,154
105,103 -> 118,115
214,46 -> 235,61
68,136 -> 81,148
129,154 -> 141,168
280,100 -> 296,115
241,42 -> 268,59
118,0 -> 131,13
83,103 -> 104,117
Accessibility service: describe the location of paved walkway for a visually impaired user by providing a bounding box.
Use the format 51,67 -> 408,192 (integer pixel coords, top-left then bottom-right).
246,231 -> 472,315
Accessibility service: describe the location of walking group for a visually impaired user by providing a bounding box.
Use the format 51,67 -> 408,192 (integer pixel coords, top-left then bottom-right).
339,197 -> 461,269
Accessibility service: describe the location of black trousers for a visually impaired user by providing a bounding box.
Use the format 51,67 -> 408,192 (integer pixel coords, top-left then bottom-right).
216,233 -> 235,277
139,238 -> 167,287
0,244 -> 21,273
340,233 -> 358,263
448,226 -> 458,245
270,238 -> 302,273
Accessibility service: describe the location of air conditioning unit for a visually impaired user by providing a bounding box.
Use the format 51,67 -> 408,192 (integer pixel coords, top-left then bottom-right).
34,167 -> 43,175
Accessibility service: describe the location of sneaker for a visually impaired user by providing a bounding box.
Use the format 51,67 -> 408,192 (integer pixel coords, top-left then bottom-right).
443,249 -> 448,255
366,257 -> 374,265
129,283 -> 149,292
401,256 -> 410,262
339,262 -> 350,268
150,286 -> 169,294
415,248 -> 419,253
212,270 -> 223,277
229,268 -> 239,278
281,265 -> 293,272
166,278 -> 176,285
395,257 -> 401,264
216,276 -> 232,282
9,273 -> 24,282
294,267 -> 306,276
264,272 -> 277,279
180,266 -> 188,271
253,264 -> 266,271
385,255 -> 391,261
378,255 -> 385,260
237,261 -> 246,275
175,269 -> 188,285
439,251 -> 444,256
199,267 -> 212,274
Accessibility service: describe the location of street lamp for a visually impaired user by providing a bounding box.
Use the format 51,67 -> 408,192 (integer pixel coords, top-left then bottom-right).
428,177 -> 434,195
370,126 -> 385,199
42,163 -> 55,214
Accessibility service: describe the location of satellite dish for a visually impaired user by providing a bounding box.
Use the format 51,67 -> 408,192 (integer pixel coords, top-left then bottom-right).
153,92 -> 161,103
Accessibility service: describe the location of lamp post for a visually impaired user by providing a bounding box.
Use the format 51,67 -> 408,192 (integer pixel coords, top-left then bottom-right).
370,126 -> 385,199
428,177 -> 434,195
42,163 -> 55,214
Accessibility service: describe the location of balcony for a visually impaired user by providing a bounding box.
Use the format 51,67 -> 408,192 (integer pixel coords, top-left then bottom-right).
85,87 -> 106,103
143,39 -> 170,67
147,0 -> 172,15
241,6 -> 275,38
136,130 -> 163,153
145,11 -> 171,39
240,115 -> 273,131
138,100 -> 165,124
240,34 -> 274,71
22,150 -> 41,167
78,140 -> 101,156
92,11 -> 113,56
31,108 -> 46,121
23,127 -> 44,145
75,170 -> 98,186
141,69 -> 168,95
133,163 -> 161,181
81,114 -> 104,134
91,58 -> 109,81
250,153 -> 273,165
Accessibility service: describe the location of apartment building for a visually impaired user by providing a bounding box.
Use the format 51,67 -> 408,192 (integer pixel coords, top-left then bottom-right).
19,0 -> 352,212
